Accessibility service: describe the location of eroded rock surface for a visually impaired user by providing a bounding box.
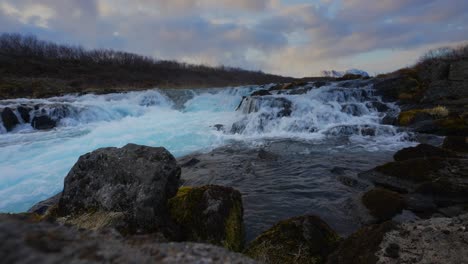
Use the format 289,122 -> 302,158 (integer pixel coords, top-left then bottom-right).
0,214 -> 256,264
56,143 -> 181,235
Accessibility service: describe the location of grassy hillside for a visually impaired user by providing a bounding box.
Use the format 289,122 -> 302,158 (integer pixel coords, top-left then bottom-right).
0,34 -> 295,99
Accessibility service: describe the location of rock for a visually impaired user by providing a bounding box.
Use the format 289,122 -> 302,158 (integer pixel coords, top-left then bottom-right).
375,213 -> 468,263
213,124 -> 224,131
448,60 -> 468,81
251,89 -> 272,96
359,158 -> 468,206
17,106 -> 32,123
313,81 -> 329,88
373,77 -> 420,102
326,221 -> 396,264
0,214 -> 256,264
269,82 -> 308,92
237,96 -> 292,117
382,114 -> 397,125
257,149 -> 278,161
31,115 -> 56,130
56,144 -> 181,235
337,74 -> 363,81
181,157 -> 201,167
422,80 -> 468,103
362,188 -> 405,221
28,193 -> 61,215
1,107 -> 19,131
366,101 -> 390,112
393,144 -> 459,161
244,215 -> 340,264
443,136 -> 468,153
168,185 -> 244,252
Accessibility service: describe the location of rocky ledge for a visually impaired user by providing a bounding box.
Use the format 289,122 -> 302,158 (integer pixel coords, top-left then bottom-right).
3,140 -> 468,263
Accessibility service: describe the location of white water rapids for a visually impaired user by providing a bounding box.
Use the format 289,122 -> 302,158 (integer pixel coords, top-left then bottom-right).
0,82 -> 415,213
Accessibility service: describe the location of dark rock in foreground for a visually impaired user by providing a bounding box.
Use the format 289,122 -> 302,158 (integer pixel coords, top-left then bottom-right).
327,213 -> 468,264
57,143 -> 181,235
0,214 -> 255,264
327,221 -> 396,264
168,185 -> 244,252
244,215 -> 340,264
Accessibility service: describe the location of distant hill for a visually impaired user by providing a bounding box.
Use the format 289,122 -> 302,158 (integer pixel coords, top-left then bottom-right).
0,33 -> 295,99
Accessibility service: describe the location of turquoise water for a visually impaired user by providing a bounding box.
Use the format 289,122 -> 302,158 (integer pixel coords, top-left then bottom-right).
0,84 -> 414,212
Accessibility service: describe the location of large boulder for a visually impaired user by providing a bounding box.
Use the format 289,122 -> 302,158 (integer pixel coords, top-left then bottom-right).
393,144 -> 459,161
31,115 -> 56,130
56,144 -> 181,235
168,185 -> 244,252
362,188 -> 405,221
0,214 -> 256,264
1,107 -> 19,131
244,215 -> 340,264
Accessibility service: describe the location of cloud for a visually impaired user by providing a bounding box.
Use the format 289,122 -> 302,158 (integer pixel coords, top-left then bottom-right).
0,0 -> 467,77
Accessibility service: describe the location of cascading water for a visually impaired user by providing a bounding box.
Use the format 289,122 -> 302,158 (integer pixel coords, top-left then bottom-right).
0,81 -> 415,221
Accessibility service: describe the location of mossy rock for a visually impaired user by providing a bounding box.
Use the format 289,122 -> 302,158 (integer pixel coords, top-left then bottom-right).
244,215 -> 340,264
397,109 -> 433,126
168,185 -> 244,252
362,188 -> 405,221
326,222 -> 396,264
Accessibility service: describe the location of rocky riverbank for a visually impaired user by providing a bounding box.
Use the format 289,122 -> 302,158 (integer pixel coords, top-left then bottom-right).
2,56 -> 467,263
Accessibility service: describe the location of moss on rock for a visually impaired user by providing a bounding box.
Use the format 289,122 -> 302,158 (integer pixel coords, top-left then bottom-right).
244,215 -> 340,264
168,185 -> 244,252
362,188 -> 405,221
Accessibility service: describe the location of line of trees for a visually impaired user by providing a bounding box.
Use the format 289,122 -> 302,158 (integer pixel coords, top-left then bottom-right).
0,33 -> 270,74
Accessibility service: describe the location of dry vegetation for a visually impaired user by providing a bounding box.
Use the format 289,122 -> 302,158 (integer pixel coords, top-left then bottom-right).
0,33 -> 294,99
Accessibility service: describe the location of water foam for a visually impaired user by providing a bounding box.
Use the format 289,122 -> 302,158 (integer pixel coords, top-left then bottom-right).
0,83 -> 414,212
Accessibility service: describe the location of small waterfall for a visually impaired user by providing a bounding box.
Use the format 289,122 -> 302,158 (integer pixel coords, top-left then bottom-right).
227,81 -> 403,141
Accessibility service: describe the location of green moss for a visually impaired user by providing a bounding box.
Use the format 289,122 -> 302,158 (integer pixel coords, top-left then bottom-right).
244,215 -> 340,264
168,185 -> 244,252
223,198 -> 244,252
398,109 -> 425,125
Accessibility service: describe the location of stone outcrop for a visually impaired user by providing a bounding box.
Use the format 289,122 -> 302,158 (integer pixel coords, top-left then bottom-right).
0,214 -> 256,264
168,185 -> 244,252
327,213 -> 468,264
244,215 -> 340,264
55,144 -> 181,235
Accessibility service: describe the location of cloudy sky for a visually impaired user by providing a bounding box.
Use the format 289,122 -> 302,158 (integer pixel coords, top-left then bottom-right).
1,0 -> 467,77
